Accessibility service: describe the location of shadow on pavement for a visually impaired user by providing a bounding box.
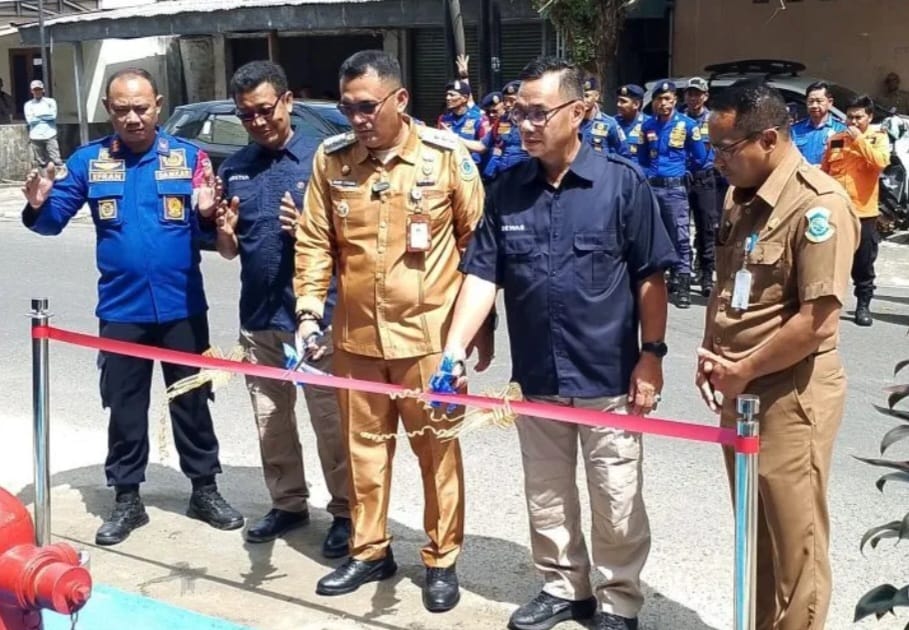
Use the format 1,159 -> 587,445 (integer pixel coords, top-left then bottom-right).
875,293 -> 909,306
18,463 -> 720,629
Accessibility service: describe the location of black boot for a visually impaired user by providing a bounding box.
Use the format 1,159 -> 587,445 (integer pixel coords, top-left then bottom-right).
508,591 -> 597,630
700,269 -> 715,297
187,484 -> 244,530
673,274 -> 691,309
321,516 -> 351,559
95,491 -> 149,546
423,565 -> 460,613
316,548 -> 397,596
245,508 -> 309,543
855,297 -> 873,327
667,270 -> 679,295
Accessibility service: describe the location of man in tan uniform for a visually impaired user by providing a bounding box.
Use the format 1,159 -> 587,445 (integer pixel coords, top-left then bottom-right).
696,81 -> 858,630
293,50 -> 487,613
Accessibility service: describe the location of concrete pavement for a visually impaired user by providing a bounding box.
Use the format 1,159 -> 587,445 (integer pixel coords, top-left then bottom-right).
1,214 -> 908,630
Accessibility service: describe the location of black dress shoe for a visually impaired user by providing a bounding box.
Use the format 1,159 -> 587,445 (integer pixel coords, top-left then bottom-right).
245,508 -> 310,543
186,485 -> 244,530
591,612 -> 639,630
508,591 -> 597,630
316,548 -> 397,596
321,516 -> 351,558
423,566 -> 460,612
95,492 -> 149,546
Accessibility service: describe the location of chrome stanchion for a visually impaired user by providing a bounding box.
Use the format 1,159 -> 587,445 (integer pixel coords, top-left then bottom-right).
30,297 -> 51,546
734,394 -> 760,630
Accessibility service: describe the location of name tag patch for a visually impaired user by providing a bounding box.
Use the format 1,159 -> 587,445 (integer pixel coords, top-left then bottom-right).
88,159 -> 126,182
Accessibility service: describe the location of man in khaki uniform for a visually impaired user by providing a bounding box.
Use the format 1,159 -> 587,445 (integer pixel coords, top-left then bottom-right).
697,81 -> 858,630
293,50 -> 487,613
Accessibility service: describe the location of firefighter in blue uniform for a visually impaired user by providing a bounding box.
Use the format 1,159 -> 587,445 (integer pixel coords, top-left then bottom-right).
615,84 -> 649,160
639,80 -> 709,308
579,77 -> 630,157
478,91 -> 504,180
483,80 -> 529,180
21,68 -> 243,546
438,79 -> 490,164
680,77 -> 726,297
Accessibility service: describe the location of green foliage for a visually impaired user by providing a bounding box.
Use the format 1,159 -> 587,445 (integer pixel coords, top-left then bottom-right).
532,0 -> 629,74
854,361 -> 909,623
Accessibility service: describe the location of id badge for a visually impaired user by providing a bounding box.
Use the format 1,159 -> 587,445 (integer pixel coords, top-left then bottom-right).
407,213 -> 431,252
731,269 -> 752,311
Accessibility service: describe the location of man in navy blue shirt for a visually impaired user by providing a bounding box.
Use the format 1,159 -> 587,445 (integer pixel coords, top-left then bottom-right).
206,61 -> 350,556
436,57 -> 676,630
22,68 -> 243,546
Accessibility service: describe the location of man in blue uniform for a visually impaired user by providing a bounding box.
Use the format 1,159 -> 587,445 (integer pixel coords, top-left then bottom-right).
438,79 -> 489,164
681,77 -> 726,297
483,81 -> 530,180
615,84 -> 649,160
792,81 -> 846,165
579,77 -> 630,157
436,56 -> 677,630
205,61 -> 351,556
22,67 -> 242,546
478,91 -> 504,180
639,80 -> 709,308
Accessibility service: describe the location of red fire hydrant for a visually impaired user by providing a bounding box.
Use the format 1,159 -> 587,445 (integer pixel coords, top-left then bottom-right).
0,487 -> 91,630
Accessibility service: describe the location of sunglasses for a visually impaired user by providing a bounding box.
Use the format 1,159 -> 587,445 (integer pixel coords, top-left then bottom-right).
235,94 -> 284,123
511,100 -> 578,127
337,91 -> 396,118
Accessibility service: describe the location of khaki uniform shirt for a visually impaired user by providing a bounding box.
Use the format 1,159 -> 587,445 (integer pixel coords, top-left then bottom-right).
711,145 -> 859,363
294,118 -> 484,359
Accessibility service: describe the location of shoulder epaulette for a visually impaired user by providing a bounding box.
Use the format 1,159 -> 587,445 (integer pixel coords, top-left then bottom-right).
323,131 -> 357,154
418,127 -> 459,151
797,161 -> 846,198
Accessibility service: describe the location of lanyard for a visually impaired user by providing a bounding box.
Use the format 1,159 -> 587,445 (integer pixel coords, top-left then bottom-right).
742,233 -> 758,269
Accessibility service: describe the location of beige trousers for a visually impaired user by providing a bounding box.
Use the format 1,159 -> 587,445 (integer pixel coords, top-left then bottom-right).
517,395 -> 651,617
239,328 -> 349,517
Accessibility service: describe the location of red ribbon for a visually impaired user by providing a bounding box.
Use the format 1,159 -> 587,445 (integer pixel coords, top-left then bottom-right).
32,325 -> 759,453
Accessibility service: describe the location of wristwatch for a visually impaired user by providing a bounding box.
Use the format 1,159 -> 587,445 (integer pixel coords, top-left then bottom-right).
641,341 -> 668,358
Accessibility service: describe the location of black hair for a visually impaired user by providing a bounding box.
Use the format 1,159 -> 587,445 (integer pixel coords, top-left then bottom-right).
518,56 -> 584,101
105,67 -> 158,98
229,60 -> 289,99
339,50 -> 402,87
711,79 -> 791,137
846,94 -> 875,116
805,81 -> 832,99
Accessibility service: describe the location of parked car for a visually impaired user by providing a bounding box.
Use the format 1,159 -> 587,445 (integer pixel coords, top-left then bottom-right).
162,99 -> 351,172
642,59 -> 893,123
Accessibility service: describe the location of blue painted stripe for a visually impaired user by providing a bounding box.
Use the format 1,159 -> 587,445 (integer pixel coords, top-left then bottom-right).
43,584 -> 256,630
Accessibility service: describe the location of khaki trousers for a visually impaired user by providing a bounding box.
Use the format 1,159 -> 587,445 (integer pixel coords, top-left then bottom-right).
333,349 -> 465,567
517,395 -> 651,617
240,328 -> 349,517
721,351 -> 845,630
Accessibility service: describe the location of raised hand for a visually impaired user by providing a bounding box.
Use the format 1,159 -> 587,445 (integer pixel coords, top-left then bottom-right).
22,163 -> 56,209
215,196 -> 239,237
279,191 -> 300,235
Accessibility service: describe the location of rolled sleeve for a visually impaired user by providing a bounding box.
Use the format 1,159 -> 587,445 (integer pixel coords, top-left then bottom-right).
796,193 -> 859,304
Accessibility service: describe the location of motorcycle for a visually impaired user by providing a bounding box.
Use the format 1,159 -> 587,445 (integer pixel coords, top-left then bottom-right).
878,115 -> 909,236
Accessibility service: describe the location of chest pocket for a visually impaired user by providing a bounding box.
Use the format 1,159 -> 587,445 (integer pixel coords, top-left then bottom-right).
87,182 -> 125,228
574,231 -> 620,292
156,179 -> 192,227
746,241 -> 785,304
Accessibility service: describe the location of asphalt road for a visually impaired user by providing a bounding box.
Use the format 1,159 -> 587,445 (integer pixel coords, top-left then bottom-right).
0,214 -> 907,630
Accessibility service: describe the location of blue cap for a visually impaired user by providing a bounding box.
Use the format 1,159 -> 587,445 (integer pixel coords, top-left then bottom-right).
502,80 -> 521,96
582,77 -> 599,92
480,91 -> 503,109
445,79 -> 472,96
617,84 -> 645,100
652,80 -> 677,96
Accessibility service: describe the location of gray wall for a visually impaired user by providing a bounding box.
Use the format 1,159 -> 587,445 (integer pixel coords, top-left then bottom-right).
0,122 -> 112,181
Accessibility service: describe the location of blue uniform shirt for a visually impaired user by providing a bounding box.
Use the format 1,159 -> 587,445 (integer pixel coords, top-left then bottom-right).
617,112 -> 649,160
682,107 -> 715,172
792,116 -> 847,165
638,112 -> 708,177
482,112 -> 529,179
219,129 -> 336,333
23,131 -> 213,324
580,110 -> 631,158
460,144 -> 678,397
439,104 -> 488,164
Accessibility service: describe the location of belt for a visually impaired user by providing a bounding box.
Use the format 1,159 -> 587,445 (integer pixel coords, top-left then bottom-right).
649,176 -> 686,188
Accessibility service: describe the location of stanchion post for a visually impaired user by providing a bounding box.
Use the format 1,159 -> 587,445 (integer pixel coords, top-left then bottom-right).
30,297 -> 51,547
734,394 -> 760,630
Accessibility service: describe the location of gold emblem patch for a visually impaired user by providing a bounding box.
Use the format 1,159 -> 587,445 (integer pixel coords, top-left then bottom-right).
160,149 -> 186,169
164,196 -> 185,221
98,199 -> 118,220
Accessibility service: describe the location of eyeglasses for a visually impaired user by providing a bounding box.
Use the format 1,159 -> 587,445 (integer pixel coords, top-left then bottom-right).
511,100 -> 578,127
710,127 -> 779,159
337,91 -> 396,118
235,95 -> 284,122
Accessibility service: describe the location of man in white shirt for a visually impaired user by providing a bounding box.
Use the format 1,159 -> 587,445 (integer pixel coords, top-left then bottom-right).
24,80 -> 65,178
